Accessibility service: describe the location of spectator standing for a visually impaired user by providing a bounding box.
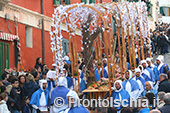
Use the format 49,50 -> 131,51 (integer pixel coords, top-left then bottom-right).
22,74 -> 39,99
10,79 -> 22,113
22,96 -> 31,113
158,74 -> 170,93
159,93 -> 170,113
18,75 -> 26,109
31,71 -> 40,84
157,92 -> 165,109
167,71 -> 170,82
34,57 -> 43,71
1,73 -> 11,86
0,92 -> 10,113
157,32 -> 168,54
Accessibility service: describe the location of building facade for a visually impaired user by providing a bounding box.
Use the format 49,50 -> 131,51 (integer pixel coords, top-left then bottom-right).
158,0 -> 170,23
0,0 -> 114,75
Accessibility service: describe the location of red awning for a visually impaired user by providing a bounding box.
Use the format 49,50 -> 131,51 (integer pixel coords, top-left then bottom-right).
0,32 -> 19,41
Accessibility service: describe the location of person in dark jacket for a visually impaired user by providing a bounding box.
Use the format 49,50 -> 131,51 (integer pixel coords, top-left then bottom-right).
157,33 -> 168,54
22,96 -> 31,113
158,74 -> 170,93
34,57 -> 43,71
22,74 -> 39,99
10,79 -> 22,113
18,75 -> 26,109
31,71 -> 40,84
159,93 -> 170,113
1,73 -> 11,86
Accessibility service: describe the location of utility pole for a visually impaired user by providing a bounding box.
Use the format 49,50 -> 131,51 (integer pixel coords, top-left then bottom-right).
41,0 -> 45,64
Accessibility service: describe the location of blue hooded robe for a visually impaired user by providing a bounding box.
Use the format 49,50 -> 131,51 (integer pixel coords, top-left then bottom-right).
100,68 -> 108,78
80,72 -> 85,79
66,77 -> 73,88
142,68 -> 155,82
66,105 -> 89,113
139,108 -> 150,113
155,63 -> 169,74
141,89 -> 158,98
80,79 -> 86,93
51,86 -> 69,105
122,78 -> 140,99
94,69 -> 100,81
29,88 -> 50,107
111,89 -> 130,111
148,66 -> 160,81
47,80 -> 56,93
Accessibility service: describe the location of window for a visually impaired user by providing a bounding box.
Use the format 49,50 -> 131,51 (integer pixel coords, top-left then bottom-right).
25,25 -> 33,48
54,0 -> 70,5
81,0 -> 95,4
0,42 -> 9,77
160,7 -> 170,16
62,38 -> 69,57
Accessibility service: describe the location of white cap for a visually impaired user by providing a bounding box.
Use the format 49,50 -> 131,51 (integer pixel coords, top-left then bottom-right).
135,68 -> 141,73
47,70 -> 56,80
52,63 -> 57,67
146,58 -> 151,62
156,55 -> 164,63
58,77 -> 67,87
147,81 -> 153,89
39,80 -> 47,90
64,56 -> 69,61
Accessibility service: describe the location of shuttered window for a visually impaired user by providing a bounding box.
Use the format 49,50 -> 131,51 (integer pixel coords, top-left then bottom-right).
54,0 -> 70,5
160,7 -> 170,16
62,38 -> 69,57
0,42 -> 9,77
81,0 -> 95,4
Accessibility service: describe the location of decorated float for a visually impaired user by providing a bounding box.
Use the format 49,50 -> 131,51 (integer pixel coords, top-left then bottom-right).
50,1 -> 151,98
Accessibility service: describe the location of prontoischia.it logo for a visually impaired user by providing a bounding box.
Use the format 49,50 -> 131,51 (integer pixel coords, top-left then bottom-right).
54,97 -> 160,108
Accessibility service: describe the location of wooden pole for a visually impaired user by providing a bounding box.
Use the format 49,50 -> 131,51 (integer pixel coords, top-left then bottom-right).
125,3 -> 136,69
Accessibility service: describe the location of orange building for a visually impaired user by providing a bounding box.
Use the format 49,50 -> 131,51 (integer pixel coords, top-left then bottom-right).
0,0 -> 112,75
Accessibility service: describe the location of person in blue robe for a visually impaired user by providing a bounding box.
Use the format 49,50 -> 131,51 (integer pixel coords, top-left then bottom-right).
127,62 -> 131,70
66,76 -> 73,89
141,60 -> 155,82
146,58 -> 160,82
51,77 -> 70,113
133,68 -> 146,98
64,60 -> 71,65
80,79 -> 86,92
73,78 -> 86,93
141,81 -> 158,98
80,71 -> 85,79
64,90 -> 89,113
122,70 -> 140,99
103,58 -> 108,68
94,67 -> 101,81
155,55 -> 169,74
111,80 -> 130,112
100,68 -> 108,78
63,68 -> 73,89
80,65 -> 86,79
46,70 -> 56,98
139,108 -> 150,113
29,80 -> 50,113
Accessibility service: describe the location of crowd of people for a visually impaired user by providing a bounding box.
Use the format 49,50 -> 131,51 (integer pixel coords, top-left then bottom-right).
150,22 -> 170,55
0,22 -> 170,113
